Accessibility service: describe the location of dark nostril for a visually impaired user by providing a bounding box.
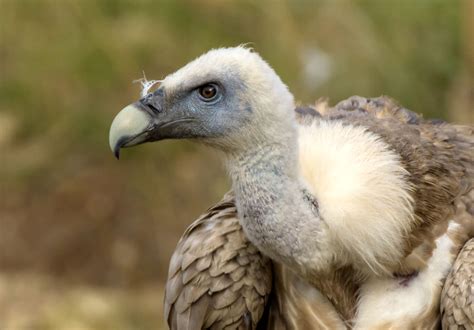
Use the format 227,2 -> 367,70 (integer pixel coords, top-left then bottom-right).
139,94 -> 162,113
149,104 -> 161,113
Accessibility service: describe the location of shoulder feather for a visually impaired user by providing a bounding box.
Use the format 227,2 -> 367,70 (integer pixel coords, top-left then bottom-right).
441,238 -> 474,328
164,193 -> 272,330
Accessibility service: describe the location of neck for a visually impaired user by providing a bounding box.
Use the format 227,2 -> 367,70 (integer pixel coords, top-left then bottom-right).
225,137 -> 332,276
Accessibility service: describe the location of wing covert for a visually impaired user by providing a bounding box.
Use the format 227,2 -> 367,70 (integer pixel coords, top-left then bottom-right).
164,193 -> 273,329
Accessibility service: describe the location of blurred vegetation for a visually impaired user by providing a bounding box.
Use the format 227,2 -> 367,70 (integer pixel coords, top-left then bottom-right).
0,0 -> 472,328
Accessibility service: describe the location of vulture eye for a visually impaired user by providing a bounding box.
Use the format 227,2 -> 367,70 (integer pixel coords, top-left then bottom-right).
198,84 -> 218,101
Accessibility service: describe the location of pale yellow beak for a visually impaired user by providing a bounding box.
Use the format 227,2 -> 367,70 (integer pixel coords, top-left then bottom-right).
109,104 -> 152,159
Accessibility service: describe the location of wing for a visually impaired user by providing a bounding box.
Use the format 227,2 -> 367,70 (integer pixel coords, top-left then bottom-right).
267,263 -> 348,330
164,192 -> 272,330
441,238 -> 474,329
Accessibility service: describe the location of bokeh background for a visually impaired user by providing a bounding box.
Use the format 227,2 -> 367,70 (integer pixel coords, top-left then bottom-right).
1,0 -> 473,328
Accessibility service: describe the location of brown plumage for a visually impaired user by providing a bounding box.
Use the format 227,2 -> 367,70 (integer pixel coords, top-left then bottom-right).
164,192 -> 272,329
164,96 -> 474,329
441,238 -> 474,329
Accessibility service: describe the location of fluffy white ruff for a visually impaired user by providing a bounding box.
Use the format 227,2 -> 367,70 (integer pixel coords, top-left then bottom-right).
298,120 -> 415,275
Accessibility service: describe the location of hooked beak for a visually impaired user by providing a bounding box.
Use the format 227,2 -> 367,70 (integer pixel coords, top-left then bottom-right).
109,103 -> 154,159
109,90 -> 199,159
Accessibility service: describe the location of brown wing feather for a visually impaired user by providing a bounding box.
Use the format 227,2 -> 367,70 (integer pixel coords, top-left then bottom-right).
441,238 -> 474,329
332,95 -> 423,125
164,192 -> 272,330
267,263 -> 347,330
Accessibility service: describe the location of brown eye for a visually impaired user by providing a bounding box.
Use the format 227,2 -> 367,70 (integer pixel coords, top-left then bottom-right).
198,84 -> 218,101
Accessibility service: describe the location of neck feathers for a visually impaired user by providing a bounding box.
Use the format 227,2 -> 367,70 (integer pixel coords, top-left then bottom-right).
226,142 -> 334,275
226,112 -> 416,278
298,120 -> 415,275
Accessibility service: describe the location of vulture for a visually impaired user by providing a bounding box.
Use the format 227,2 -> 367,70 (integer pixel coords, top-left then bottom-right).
109,47 -> 473,329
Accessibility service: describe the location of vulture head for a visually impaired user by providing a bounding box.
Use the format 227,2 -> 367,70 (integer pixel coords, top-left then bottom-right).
109,46 -> 295,158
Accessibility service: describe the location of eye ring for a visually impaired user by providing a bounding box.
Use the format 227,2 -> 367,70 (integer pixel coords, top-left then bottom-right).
198,84 -> 219,101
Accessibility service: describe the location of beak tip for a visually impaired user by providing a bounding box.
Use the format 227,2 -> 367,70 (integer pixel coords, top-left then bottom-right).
114,147 -> 120,160
109,103 -> 152,161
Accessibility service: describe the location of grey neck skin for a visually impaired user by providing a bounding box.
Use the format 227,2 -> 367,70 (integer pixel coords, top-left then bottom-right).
225,131 -> 330,277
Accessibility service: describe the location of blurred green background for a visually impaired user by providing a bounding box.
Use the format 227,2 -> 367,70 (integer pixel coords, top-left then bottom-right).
0,0 -> 472,328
